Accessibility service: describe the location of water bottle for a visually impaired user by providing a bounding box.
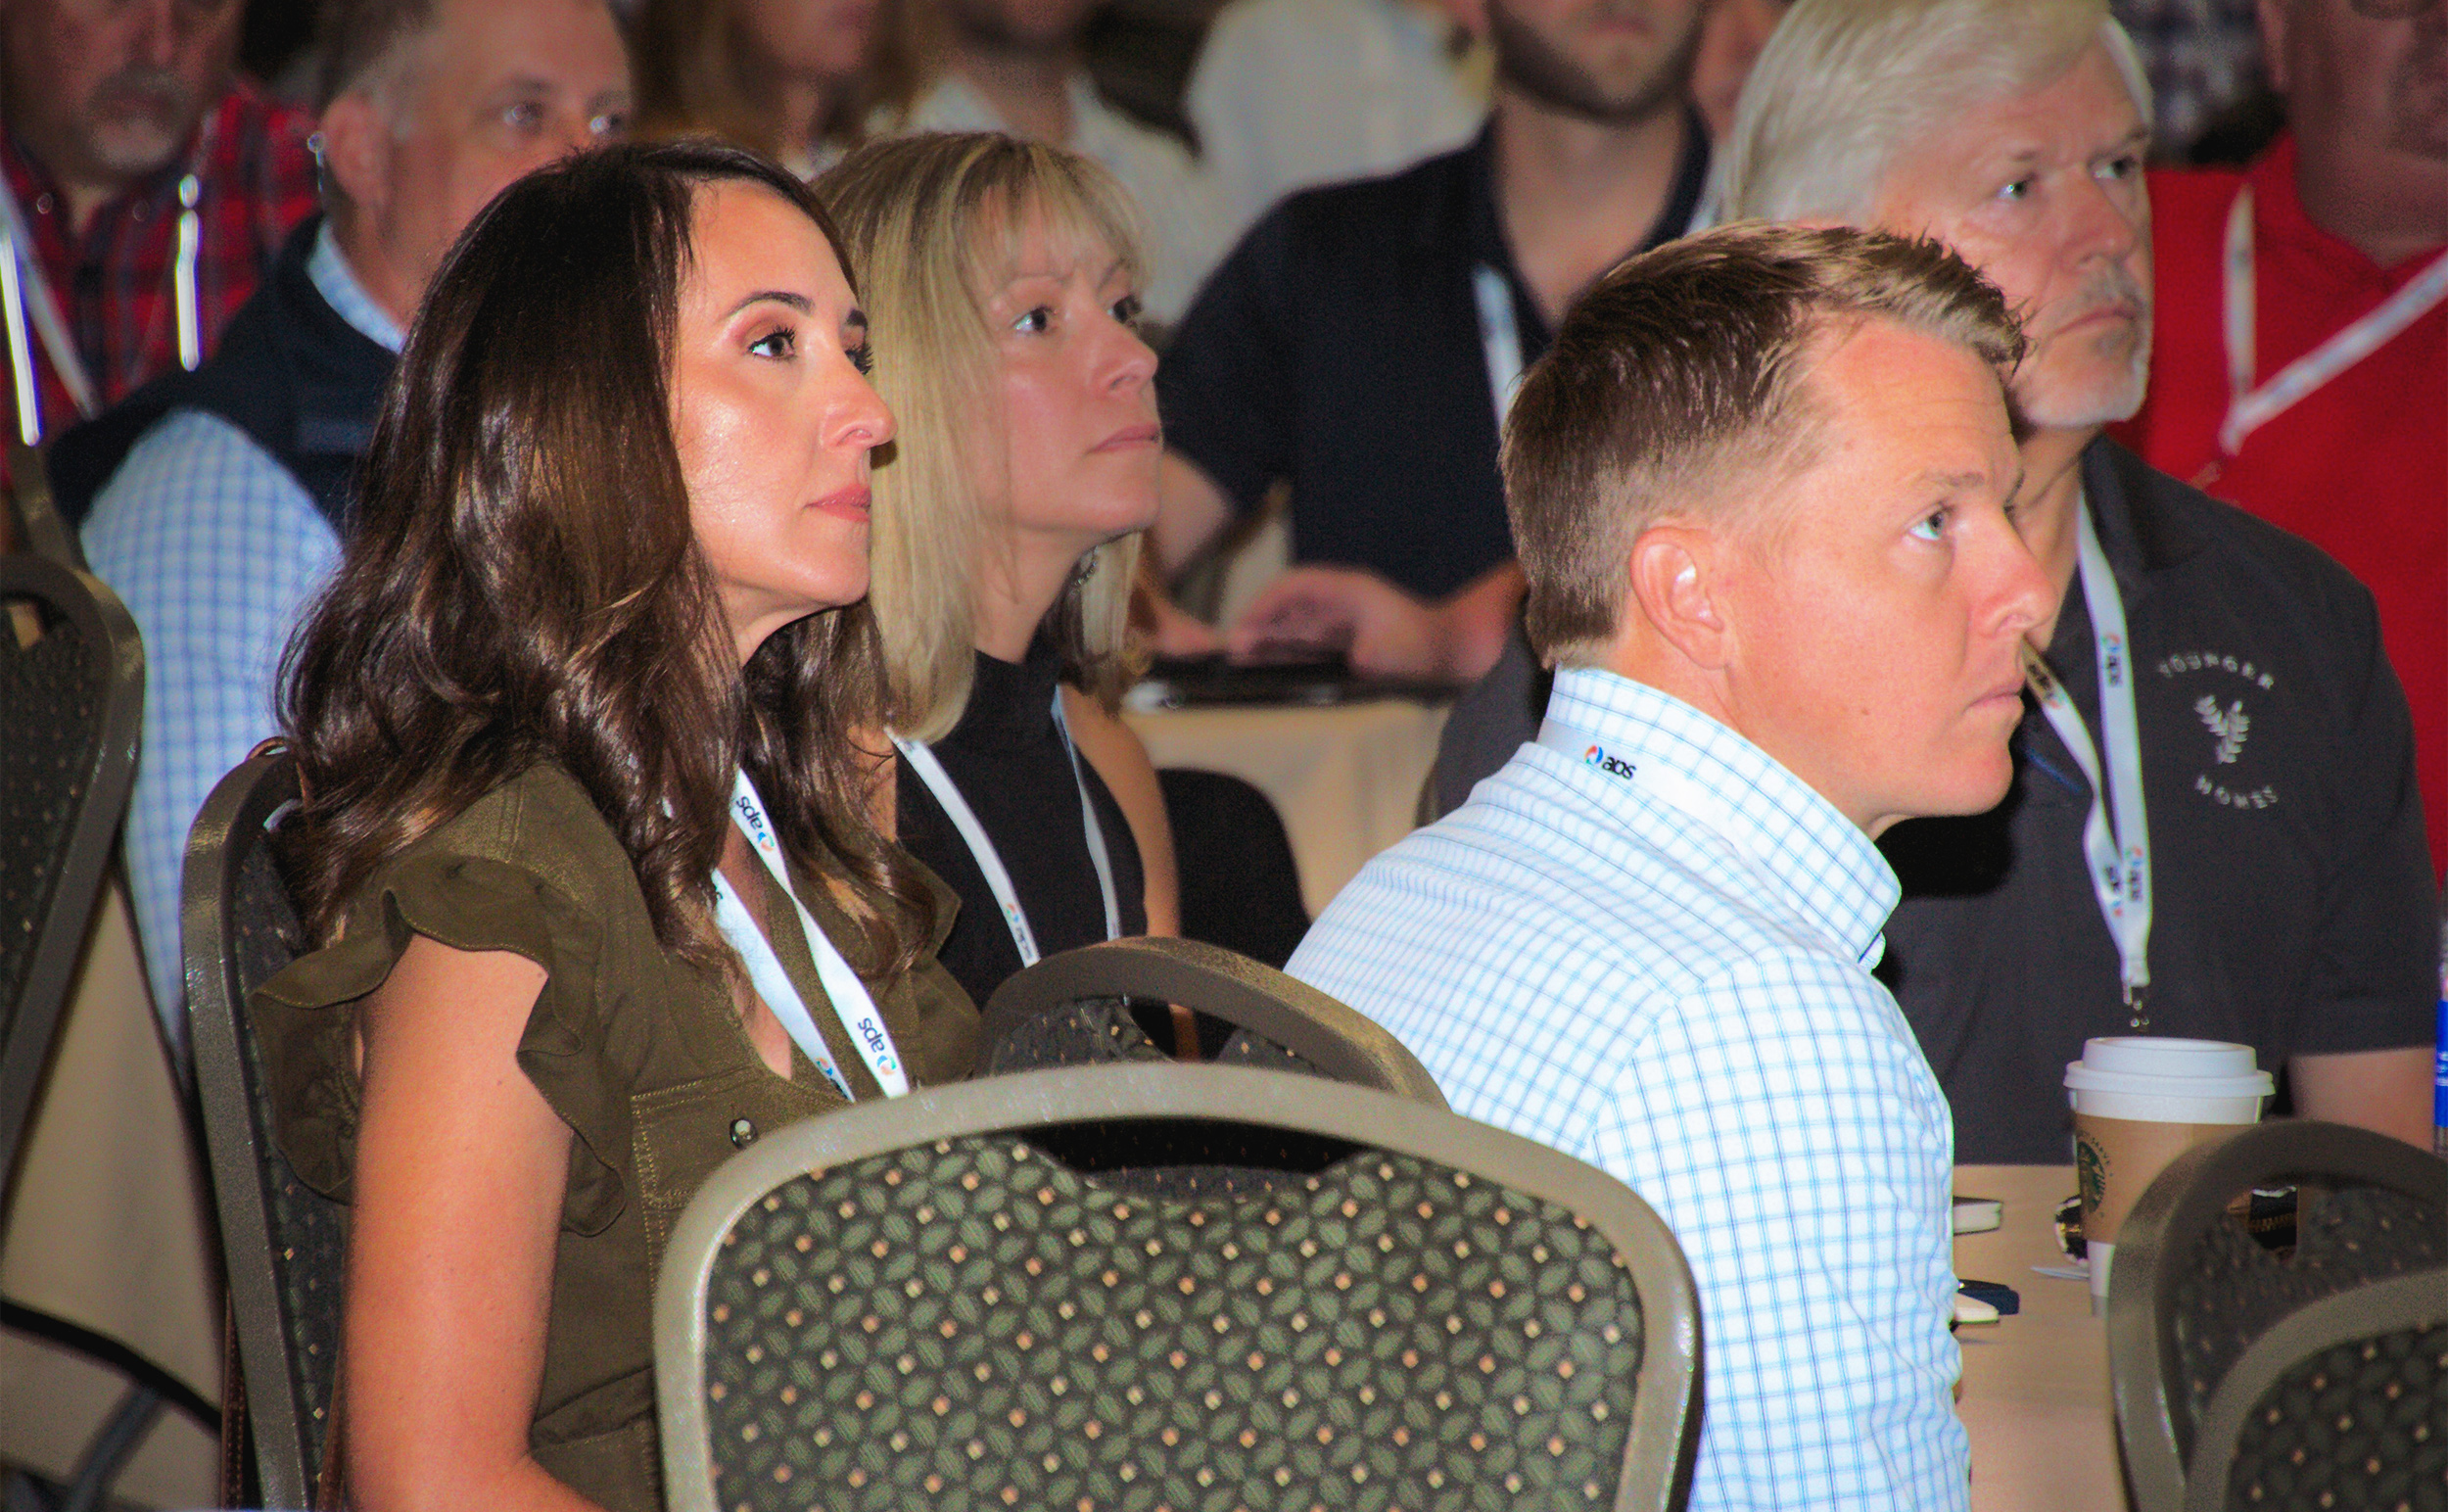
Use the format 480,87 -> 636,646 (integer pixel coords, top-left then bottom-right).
2435,884 -> 2446,1159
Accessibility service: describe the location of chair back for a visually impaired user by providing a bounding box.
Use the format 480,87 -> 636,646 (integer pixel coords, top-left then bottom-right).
981,936 -> 1445,1106
2180,1264 -> 2448,1512
2108,1119 -> 2448,1512
184,751 -> 348,1508
0,550 -> 141,1201
5,443 -> 87,570
657,1063 -> 1699,1512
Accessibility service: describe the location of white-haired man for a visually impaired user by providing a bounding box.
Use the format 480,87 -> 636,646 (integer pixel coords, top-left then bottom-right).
1722,0 -> 2437,1163
1295,220 -> 2050,1511
75,0 -> 631,1052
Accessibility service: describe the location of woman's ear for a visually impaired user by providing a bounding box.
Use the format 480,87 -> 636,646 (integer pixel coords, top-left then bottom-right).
1626,522 -> 1738,672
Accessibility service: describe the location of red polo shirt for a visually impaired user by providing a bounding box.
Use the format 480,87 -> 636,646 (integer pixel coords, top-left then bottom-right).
2117,132 -> 2448,867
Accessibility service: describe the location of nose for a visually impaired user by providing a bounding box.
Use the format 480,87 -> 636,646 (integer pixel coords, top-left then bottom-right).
130,0 -> 181,68
1985,514 -> 2055,641
2061,168 -> 2142,267
1103,317 -> 1156,396
545,108 -> 602,163
832,366 -> 895,453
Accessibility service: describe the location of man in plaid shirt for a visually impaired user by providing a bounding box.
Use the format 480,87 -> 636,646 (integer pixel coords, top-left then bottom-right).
1,0 -> 315,451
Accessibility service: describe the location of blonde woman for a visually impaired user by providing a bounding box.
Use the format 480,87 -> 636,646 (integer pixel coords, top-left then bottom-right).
820,131 -> 1180,1010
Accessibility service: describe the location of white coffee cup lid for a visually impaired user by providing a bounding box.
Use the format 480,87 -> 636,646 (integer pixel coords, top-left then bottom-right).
2063,1036 -> 2274,1100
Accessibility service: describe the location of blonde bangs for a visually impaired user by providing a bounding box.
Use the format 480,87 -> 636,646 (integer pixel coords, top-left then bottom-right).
820,133 -> 1152,740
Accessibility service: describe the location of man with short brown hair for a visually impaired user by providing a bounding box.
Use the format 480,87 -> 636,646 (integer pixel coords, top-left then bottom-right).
1292,220 -> 2049,1511
1726,0 -> 2437,1163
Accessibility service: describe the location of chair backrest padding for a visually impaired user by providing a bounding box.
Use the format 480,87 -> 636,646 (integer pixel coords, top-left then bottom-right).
982,937 -> 1445,1106
2184,1266 -> 2448,1512
184,752 -> 348,1509
2108,1120 -> 2448,1512
0,551 -> 141,1201
657,1064 -> 1698,1512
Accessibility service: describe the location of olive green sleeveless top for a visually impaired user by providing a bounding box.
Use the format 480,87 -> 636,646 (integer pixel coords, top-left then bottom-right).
255,763 -> 979,1512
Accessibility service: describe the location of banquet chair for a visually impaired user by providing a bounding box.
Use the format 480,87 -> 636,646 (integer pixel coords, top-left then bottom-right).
2179,1264 -> 2448,1512
979,934 -> 1445,1106
657,1063 -> 1700,1512
184,750 -> 349,1509
0,550 -> 142,1204
0,550 -> 160,1511
2106,1119 -> 2448,1512
3,443 -> 86,570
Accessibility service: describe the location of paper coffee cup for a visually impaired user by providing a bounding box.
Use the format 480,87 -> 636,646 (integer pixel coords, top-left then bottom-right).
2065,1037 -> 2272,1303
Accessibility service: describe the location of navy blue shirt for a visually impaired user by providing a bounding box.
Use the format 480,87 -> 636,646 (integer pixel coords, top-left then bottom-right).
1880,441 -> 2437,1163
1158,116 -> 1709,603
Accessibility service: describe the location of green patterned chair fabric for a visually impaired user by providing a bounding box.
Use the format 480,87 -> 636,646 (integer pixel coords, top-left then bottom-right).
2171,1186 -> 2448,1439
186,752 -> 348,1509
659,1065 -> 1699,1512
2185,1270 -> 2448,1512
979,939 -> 1444,1108
0,552 -> 140,1192
2108,1122 -> 2448,1512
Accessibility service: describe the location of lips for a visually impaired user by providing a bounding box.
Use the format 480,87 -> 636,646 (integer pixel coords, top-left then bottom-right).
811,485 -> 871,522
1093,423 -> 1160,452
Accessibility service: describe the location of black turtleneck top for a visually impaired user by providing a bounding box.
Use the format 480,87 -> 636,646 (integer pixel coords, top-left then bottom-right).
895,638 -> 1147,1009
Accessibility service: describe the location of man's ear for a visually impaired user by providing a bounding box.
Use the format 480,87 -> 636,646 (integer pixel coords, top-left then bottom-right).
1626,522 -> 1738,672
316,93 -> 393,224
2255,0 -> 2291,95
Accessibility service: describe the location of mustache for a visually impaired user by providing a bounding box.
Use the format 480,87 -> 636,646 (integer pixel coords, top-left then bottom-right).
2052,264 -> 2150,332
91,66 -> 195,116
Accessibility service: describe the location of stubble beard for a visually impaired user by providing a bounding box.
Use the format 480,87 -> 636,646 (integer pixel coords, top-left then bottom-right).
80,68 -> 202,179
1487,0 -> 1702,125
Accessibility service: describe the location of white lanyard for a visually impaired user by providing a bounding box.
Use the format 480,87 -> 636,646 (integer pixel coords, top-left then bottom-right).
2219,183 -> 2448,457
2025,501 -> 2154,1028
1532,714 -> 1880,967
1472,261 -> 1524,432
713,770 -> 909,1100
890,687 -> 1120,969
0,165 -> 205,444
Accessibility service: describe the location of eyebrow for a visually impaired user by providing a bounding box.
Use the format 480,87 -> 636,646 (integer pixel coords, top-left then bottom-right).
1917,468 -> 1998,492
725,290 -> 812,317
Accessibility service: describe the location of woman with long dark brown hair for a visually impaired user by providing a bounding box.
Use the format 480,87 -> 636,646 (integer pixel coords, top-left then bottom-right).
254,140 -> 977,1512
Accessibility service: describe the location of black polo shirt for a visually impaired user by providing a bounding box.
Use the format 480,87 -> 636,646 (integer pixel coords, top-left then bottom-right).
1879,440 -> 2439,1164
1157,115 -> 1710,603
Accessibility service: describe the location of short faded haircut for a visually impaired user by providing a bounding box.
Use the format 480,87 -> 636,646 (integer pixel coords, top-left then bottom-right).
1506,220 -> 2024,666
1720,0 -> 2150,223
313,0 -> 440,114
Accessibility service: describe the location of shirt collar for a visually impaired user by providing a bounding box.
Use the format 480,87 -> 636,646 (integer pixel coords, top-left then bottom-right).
1452,109 -> 1713,354
308,220 -> 404,354
1542,666 -> 1901,965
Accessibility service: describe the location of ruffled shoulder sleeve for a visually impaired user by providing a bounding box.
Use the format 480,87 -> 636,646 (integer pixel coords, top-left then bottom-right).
253,773 -> 636,1235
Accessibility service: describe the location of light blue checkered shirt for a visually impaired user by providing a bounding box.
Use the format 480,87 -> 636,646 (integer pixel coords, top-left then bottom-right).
82,225 -> 401,1056
1291,667 -> 1968,1512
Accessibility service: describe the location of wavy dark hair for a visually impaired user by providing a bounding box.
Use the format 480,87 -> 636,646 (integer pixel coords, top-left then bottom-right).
278,139 -> 931,981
